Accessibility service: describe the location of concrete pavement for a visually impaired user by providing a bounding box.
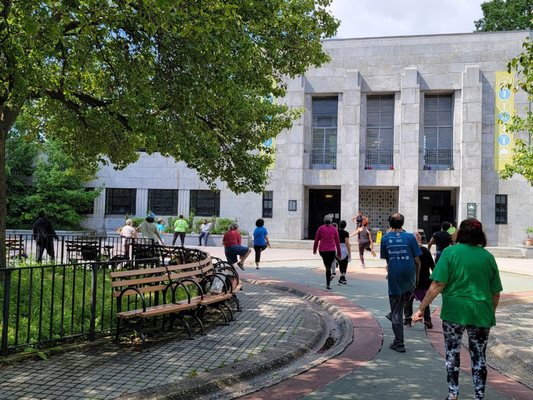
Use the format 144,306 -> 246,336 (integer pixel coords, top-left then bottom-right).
0,244 -> 531,399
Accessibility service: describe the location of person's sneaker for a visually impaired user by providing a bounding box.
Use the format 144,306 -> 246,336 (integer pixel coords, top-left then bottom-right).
326,286 -> 332,290
342,280 -> 347,285
389,343 -> 406,353
237,262 -> 245,271
385,312 -> 391,321
424,320 -> 433,329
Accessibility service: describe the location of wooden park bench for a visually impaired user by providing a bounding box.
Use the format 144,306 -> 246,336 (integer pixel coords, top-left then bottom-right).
65,239 -> 100,262
5,237 -> 27,259
110,253 -> 241,343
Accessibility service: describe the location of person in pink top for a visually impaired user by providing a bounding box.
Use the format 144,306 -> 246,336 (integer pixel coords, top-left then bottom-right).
313,214 -> 341,290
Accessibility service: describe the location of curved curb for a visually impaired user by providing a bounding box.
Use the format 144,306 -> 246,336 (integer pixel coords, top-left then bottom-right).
426,297 -> 533,400
239,278 -> 383,400
121,281 -> 346,400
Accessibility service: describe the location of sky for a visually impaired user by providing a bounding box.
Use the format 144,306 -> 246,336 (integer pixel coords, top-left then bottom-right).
328,0 -> 485,39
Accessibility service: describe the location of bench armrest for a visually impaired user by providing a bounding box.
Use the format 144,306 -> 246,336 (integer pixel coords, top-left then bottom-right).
117,286 -> 147,313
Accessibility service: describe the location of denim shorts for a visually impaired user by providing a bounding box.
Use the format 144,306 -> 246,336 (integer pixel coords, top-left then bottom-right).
225,245 -> 249,264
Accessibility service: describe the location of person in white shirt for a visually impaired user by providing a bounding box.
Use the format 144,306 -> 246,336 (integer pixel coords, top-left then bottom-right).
198,219 -> 213,246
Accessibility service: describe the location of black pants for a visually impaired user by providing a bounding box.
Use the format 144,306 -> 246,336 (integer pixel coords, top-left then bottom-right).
338,256 -> 348,275
404,293 -> 431,322
36,240 -> 55,262
389,291 -> 412,346
172,232 -> 186,246
319,251 -> 336,286
254,245 -> 267,263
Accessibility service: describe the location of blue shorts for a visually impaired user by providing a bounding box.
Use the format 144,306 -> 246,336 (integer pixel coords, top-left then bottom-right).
225,245 -> 249,264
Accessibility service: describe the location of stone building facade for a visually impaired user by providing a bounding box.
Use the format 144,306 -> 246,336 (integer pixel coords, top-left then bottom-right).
83,31 -> 533,246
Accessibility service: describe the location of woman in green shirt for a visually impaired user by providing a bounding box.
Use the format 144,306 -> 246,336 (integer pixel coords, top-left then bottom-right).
413,218 -> 502,400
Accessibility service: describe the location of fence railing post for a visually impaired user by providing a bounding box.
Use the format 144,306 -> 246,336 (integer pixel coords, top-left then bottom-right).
89,263 -> 97,342
1,268 -> 12,356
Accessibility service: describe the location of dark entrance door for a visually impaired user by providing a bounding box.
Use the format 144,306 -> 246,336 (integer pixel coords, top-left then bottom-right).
418,190 -> 454,241
307,189 -> 341,239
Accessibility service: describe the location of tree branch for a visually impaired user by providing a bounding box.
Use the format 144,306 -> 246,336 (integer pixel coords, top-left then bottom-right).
45,89 -> 132,132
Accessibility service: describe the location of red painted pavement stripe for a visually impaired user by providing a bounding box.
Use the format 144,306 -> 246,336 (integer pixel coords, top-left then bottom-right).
239,278 -> 383,400
426,305 -> 532,400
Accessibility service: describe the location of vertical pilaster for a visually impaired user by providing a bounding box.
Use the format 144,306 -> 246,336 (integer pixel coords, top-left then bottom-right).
178,189 -> 190,217
459,66 -> 482,222
399,67 -> 421,231
340,69 -> 361,225
136,189 -> 148,215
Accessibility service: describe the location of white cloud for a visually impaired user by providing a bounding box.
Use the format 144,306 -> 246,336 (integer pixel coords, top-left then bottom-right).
329,0 -> 485,38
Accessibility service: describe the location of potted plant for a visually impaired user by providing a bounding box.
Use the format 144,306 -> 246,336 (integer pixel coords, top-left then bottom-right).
524,228 -> 533,246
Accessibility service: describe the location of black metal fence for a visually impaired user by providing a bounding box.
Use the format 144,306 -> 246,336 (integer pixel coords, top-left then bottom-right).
0,256 -> 164,356
5,234 -> 156,266
1,234 -> 203,356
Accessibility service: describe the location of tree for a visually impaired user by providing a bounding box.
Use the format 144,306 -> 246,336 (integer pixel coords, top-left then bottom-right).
475,0 -> 533,31
500,39 -> 533,184
23,139 -> 101,229
0,1 -> 339,267
6,126 -> 38,228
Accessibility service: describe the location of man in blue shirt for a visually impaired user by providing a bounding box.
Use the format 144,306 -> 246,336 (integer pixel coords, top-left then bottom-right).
381,213 -> 421,353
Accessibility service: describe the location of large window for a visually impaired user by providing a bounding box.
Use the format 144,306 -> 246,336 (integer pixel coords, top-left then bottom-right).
105,188 -> 136,215
423,94 -> 453,170
495,194 -> 508,224
262,191 -> 273,218
148,189 -> 179,215
190,190 -> 220,217
311,97 -> 338,169
366,95 -> 394,169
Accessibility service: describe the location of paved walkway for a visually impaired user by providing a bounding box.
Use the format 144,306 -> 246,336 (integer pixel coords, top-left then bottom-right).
0,245 -> 531,400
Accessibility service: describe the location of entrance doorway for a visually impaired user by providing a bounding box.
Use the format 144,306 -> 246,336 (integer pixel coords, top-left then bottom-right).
418,190 -> 455,240
307,189 -> 341,239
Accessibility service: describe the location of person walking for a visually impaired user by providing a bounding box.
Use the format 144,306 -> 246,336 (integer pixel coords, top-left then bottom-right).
198,219 -> 213,246
428,221 -> 452,263
172,215 -> 188,246
137,213 -> 163,244
252,218 -> 270,269
313,214 -> 341,290
380,212 -> 421,353
413,218 -> 503,400
156,218 -> 166,238
337,220 -> 351,285
119,218 -> 137,257
403,231 -> 435,328
222,222 -> 251,270
33,210 -> 58,263
352,216 -> 376,268
352,210 -> 364,228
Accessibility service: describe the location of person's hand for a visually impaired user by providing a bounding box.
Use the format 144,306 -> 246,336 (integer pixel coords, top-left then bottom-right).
313,250 -> 317,255
412,310 -> 424,323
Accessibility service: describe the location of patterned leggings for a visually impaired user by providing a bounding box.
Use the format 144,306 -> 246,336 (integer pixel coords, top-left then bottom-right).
442,320 -> 490,400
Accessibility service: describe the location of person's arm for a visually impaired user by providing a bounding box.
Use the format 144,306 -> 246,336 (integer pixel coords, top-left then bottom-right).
266,234 -> 271,248
349,226 -> 362,237
427,236 -> 435,251
368,228 -> 374,247
335,230 -> 341,258
493,292 -> 501,310
313,227 -> 320,254
414,256 -> 421,286
412,280 -> 446,322
344,235 -> 351,254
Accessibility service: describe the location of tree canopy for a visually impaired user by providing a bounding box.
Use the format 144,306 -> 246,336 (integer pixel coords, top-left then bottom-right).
0,0 -> 338,266
475,0 -> 533,32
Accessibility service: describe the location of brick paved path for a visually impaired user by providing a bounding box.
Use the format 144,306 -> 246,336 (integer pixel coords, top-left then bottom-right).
487,298 -> 533,389
0,284 -> 324,400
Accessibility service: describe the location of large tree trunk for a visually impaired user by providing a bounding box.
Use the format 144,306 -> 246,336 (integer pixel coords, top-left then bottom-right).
0,105 -> 20,270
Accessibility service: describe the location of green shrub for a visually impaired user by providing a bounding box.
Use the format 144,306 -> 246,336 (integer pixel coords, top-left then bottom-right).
213,218 -> 234,234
